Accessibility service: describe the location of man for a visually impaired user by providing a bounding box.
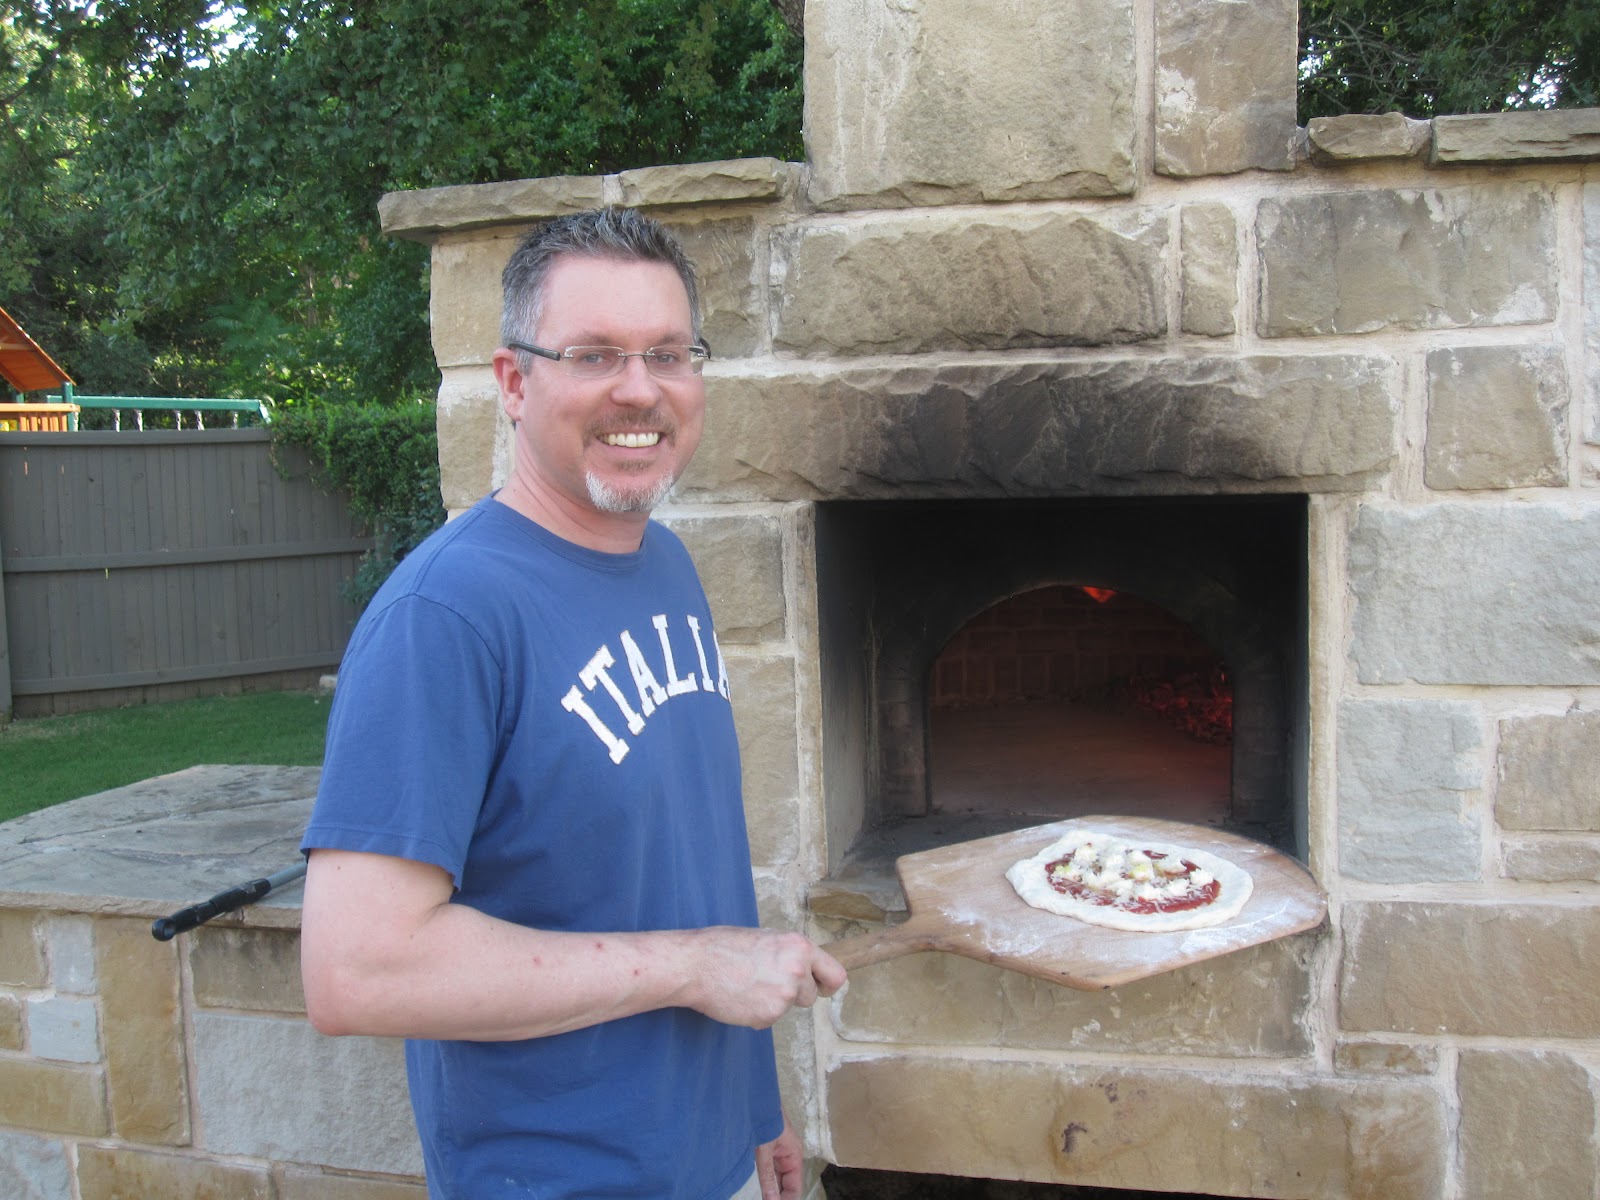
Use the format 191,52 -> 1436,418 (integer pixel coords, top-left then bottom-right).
299,207 -> 846,1200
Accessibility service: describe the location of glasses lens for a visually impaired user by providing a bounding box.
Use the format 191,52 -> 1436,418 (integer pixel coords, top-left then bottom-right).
642,346 -> 704,377
563,347 -> 623,377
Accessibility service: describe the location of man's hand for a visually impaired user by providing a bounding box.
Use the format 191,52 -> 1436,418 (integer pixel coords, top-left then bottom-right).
681,927 -> 847,1029
756,1113 -> 804,1200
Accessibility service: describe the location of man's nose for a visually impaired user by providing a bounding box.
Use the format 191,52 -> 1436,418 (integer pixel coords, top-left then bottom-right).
608,354 -> 664,405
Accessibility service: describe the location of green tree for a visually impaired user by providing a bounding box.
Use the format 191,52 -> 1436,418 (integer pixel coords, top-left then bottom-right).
1301,0 -> 1600,118
5,0 -> 803,408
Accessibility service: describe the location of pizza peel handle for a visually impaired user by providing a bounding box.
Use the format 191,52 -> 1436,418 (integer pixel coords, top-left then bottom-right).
823,917 -> 944,971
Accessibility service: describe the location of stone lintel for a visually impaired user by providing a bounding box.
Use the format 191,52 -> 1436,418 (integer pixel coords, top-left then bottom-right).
683,355 -> 1398,503
379,158 -> 793,241
1307,113 -> 1432,163
826,1055 -> 1445,1198
1433,109 -> 1600,164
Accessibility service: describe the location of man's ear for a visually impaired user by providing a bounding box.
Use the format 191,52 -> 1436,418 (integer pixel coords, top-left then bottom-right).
492,348 -> 529,424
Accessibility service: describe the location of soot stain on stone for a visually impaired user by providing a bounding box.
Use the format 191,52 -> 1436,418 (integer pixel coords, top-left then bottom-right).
1060,1122 -> 1090,1154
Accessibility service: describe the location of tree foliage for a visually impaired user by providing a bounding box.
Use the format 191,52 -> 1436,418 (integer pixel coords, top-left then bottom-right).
1300,0 -> 1600,118
2,0 -> 803,408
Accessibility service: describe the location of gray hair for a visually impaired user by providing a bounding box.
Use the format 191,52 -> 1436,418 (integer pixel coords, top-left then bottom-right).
500,207 -> 703,350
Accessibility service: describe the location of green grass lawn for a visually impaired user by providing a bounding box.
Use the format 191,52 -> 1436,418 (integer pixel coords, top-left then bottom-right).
0,690 -> 331,824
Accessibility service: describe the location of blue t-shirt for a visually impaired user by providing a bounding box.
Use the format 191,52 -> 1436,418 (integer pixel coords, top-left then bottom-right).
301,498 -> 781,1199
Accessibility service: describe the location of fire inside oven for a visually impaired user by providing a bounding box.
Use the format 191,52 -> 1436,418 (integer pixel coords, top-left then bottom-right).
814,496 -> 1309,873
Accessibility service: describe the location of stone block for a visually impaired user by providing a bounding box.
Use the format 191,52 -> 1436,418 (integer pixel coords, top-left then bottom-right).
804,0 -> 1136,208
1501,835 -> 1600,882
1433,109 -> 1600,163
0,1129 -> 73,1200
435,368 -> 503,512
727,654 -> 801,869
0,1059 -> 108,1136
1349,504 -> 1600,685
776,208 -> 1166,356
0,992 -> 21,1050
617,157 -> 794,208
826,1055 -> 1445,1198
662,513 -> 786,643
832,937 -> 1316,1057
1497,711 -> 1600,830
379,175 -> 606,241
1333,1039 -> 1438,1077
1340,901 -> 1600,1037
673,217 -> 764,359
1425,344 -> 1567,489
0,909 -> 44,986
280,1169 -> 428,1199
430,233 -> 516,368
75,1146 -> 271,1200
1307,113 -> 1432,162
95,917 -> 189,1145
1259,186 -> 1556,337
1179,204 -> 1238,336
1154,0 -> 1298,176
1336,699 -> 1483,883
1588,185 -> 1600,448
682,354 -> 1398,503
26,995 -> 100,1063
1458,1048 -> 1597,1200
44,915 -> 95,994
190,926 -> 305,1013
193,1012 -> 422,1176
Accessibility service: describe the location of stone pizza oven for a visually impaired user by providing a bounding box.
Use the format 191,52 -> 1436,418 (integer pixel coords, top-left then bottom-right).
379,1 -> 1600,1195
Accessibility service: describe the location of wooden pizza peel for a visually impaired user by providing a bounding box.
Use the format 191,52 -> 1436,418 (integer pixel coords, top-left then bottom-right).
822,814 -> 1326,990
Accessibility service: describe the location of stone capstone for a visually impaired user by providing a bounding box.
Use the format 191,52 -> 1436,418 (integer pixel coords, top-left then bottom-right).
379,175 -> 606,241
1425,343 -> 1568,489
1458,1049 -> 1598,1200
774,209 -> 1167,356
1433,109 -> 1600,163
1349,504 -> 1600,685
803,0 -> 1136,208
1258,186 -> 1556,337
1340,901 -> 1600,1038
682,355 -> 1398,502
1179,204 -> 1238,336
1154,0 -> 1298,177
1496,711 -> 1600,831
826,1055 -> 1445,1198
1306,113 -> 1432,162
1337,699 -> 1483,883
193,1012 -> 422,1176
831,937 -> 1316,1058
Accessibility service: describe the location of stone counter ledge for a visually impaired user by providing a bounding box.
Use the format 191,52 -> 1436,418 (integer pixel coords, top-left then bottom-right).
0,764 -> 316,927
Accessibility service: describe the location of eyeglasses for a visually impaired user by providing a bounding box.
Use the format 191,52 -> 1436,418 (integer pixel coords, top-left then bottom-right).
506,340 -> 711,379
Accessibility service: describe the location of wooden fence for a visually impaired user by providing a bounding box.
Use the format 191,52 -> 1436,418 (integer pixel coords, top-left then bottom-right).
0,430 -> 372,718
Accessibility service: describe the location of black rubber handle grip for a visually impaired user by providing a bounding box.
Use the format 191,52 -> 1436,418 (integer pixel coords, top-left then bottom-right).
152,877 -> 274,941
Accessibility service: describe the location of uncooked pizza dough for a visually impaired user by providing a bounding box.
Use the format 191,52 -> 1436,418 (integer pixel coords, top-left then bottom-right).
1006,829 -> 1253,932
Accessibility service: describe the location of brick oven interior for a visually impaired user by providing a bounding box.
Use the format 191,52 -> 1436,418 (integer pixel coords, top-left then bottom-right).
814,495 -> 1309,885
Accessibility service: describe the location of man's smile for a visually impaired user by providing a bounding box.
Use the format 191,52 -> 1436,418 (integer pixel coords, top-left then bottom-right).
599,431 -> 663,448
